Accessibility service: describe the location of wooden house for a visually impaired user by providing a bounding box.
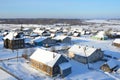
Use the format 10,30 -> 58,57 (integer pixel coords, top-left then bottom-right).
68,45 -> 104,64
3,32 -> 25,49
32,37 -> 56,47
113,39 -> 120,47
100,59 -> 118,72
30,48 -> 71,77
54,35 -> 71,44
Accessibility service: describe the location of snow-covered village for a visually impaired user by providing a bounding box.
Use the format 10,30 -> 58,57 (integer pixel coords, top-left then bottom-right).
1,0 -> 120,80
0,19 -> 120,80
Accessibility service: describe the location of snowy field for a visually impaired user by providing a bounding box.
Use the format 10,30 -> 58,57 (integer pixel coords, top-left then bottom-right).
0,23 -> 120,80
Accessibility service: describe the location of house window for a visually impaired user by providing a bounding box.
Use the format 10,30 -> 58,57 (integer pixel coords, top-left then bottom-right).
47,66 -> 50,73
39,64 -> 43,69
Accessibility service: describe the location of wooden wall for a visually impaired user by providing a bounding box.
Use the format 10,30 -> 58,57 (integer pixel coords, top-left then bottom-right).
30,59 -> 53,76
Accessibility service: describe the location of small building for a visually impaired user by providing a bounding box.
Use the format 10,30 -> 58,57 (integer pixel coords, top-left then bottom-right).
42,30 -> 51,36
54,35 -> 71,44
92,31 -> 108,40
3,32 -> 25,49
113,39 -> 120,47
100,59 -> 118,72
33,28 -> 44,36
30,48 -> 71,77
32,37 -> 56,47
68,45 -> 104,64
73,32 -> 81,37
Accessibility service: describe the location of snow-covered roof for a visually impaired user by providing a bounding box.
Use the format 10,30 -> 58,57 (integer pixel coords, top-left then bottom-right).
23,28 -> 31,31
50,29 -> 57,32
30,48 -> 61,67
106,59 -> 117,69
3,32 -> 18,40
69,45 -> 97,57
33,28 -> 44,34
73,33 -> 80,36
95,31 -> 106,38
59,62 -> 71,70
113,39 -> 120,44
3,32 -> 8,35
50,33 -> 55,37
32,37 -> 47,42
54,35 -> 68,40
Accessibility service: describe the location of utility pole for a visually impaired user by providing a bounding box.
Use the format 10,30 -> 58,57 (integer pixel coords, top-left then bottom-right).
84,47 -> 90,69
16,49 -> 18,62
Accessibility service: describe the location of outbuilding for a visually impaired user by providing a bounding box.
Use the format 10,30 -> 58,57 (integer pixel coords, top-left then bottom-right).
113,38 -> 120,47
100,59 -> 118,72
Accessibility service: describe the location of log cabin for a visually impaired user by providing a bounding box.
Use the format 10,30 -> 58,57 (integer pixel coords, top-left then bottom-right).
30,48 -> 71,77
3,32 -> 25,49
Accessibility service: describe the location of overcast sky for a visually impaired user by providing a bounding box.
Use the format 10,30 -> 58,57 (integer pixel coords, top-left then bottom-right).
0,0 -> 120,19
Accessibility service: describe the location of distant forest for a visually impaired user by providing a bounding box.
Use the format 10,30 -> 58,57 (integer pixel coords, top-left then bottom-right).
0,18 -> 84,25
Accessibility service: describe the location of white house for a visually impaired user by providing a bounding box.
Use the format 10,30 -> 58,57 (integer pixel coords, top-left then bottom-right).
68,45 -> 104,63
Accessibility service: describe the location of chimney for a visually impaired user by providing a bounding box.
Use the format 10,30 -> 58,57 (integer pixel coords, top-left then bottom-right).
53,53 -> 56,58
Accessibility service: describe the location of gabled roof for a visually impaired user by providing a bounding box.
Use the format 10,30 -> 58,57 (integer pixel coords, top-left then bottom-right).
95,31 -> 107,38
113,39 -> 120,44
3,32 -> 18,40
33,28 -> 44,34
54,35 -> 69,40
68,45 -> 97,57
73,33 -> 80,36
59,62 -> 71,70
32,37 -> 47,42
106,59 -> 117,69
30,48 -> 61,67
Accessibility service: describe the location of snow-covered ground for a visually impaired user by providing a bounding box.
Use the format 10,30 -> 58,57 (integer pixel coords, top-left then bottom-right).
0,69 -> 17,80
0,23 -> 120,80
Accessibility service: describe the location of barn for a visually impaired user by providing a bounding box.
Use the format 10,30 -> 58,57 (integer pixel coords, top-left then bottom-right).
30,48 -> 71,77
113,38 -> 120,47
100,59 -> 118,72
3,32 -> 25,49
32,37 -> 56,47
68,45 -> 104,64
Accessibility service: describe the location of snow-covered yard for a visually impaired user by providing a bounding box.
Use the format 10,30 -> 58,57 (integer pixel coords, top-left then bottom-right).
0,30 -> 120,79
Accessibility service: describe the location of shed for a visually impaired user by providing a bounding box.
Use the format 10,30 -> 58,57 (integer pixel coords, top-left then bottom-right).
30,48 -> 71,77
113,38 -> 120,47
59,62 -> 71,77
100,59 -> 118,72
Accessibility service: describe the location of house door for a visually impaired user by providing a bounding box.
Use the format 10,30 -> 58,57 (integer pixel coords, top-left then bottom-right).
4,39 -> 9,48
